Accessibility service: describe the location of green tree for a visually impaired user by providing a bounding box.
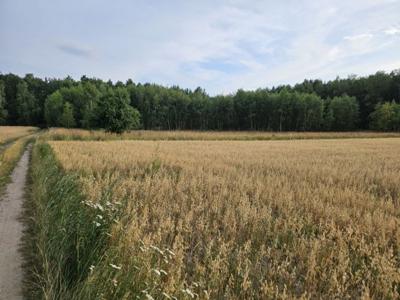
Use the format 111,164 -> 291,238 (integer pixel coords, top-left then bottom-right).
323,104 -> 334,131
329,95 -> 359,130
100,87 -> 141,133
370,101 -> 400,131
44,91 -> 64,127
15,81 -> 38,125
0,81 -> 8,124
80,83 -> 101,128
60,102 -> 76,128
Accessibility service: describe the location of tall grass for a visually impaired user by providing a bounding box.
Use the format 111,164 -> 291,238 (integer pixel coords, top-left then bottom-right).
0,126 -> 38,144
29,138 -> 400,299
0,137 -> 31,191
42,128 -> 400,141
24,142 -> 113,299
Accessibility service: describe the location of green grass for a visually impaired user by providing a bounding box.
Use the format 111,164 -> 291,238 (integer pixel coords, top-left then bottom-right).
24,142 -> 112,299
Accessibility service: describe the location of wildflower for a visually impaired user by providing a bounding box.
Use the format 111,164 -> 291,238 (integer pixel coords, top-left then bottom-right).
110,263 -> 122,270
152,269 -> 161,276
112,278 -> 118,287
141,291 -> 154,300
93,221 -> 101,227
89,265 -> 95,274
160,269 -> 168,276
145,294 -> 154,300
182,288 -> 195,298
94,203 -> 104,211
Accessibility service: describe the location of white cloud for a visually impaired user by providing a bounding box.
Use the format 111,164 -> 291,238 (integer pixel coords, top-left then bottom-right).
1,0 -> 400,94
344,33 -> 374,41
384,27 -> 400,35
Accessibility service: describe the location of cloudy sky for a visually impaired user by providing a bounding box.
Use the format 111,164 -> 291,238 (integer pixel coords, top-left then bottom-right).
1,0 -> 400,94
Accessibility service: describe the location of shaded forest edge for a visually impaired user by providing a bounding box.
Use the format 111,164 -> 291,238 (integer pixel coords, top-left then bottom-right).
0,70 -> 400,133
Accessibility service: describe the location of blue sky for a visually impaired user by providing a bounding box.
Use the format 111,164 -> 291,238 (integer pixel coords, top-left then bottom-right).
1,0 -> 400,95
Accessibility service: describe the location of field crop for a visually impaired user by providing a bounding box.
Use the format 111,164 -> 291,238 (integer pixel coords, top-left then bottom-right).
0,136 -> 32,190
32,138 -> 400,299
0,126 -> 38,144
43,128 -> 400,141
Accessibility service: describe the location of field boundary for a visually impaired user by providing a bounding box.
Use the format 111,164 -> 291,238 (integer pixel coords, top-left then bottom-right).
23,142 -> 110,299
0,137 -> 33,193
42,129 -> 400,142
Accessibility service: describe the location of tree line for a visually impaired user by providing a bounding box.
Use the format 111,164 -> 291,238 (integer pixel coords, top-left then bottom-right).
0,70 -> 399,132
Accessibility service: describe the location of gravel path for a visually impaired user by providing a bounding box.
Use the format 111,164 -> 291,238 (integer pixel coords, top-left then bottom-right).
0,146 -> 30,299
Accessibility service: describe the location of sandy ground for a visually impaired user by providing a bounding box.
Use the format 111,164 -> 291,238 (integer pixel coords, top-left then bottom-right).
0,146 -> 30,300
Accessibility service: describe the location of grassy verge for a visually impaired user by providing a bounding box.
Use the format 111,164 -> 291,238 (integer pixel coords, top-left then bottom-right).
0,137 -> 32,192
24,142 -> 112,299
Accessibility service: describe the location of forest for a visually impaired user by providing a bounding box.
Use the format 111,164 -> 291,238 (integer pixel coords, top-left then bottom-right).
0,70 -> 400,132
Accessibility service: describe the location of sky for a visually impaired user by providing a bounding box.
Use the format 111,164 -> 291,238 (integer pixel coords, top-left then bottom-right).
1,0 -> 400,95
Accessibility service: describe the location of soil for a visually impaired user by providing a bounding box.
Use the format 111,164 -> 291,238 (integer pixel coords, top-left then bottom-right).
0,146 -> 31,299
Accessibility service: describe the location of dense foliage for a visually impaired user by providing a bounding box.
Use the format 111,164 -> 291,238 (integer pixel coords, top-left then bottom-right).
1,70 -> 400,131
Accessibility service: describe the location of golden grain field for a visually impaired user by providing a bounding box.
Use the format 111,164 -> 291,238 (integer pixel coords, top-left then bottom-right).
44,127 -> 400,141
49,138 -> 400,299
0,126 -> 37,144
0,136 -> 32,189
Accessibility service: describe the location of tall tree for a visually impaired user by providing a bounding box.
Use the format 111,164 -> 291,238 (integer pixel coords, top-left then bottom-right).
60,102 -> 76,128
0,81 -> 8,124
15,81 -> 39,125
329,95 -> 359,131
44,91 -> 64,127
369,101 -> 400,131
99,87 -> 141,133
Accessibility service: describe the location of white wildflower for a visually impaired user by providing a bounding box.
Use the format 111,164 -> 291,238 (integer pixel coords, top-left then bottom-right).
112,278 -> 118,287
182,288 -> 195,298
152,269 -> 161,276
110,263 -> 122,270
95,203 -> 104,211
160,269 -> 168,276
145,294 -> 154,300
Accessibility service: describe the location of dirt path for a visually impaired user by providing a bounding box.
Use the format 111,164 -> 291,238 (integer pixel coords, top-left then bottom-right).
0,146 -> 31,299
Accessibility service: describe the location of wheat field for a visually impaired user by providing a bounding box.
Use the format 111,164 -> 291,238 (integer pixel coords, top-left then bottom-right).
47,138 -> 400,299
43,128 -> 400,141
0,126 -> 37,144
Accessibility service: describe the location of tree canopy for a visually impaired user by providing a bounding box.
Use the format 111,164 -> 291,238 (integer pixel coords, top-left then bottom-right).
0,70 -> 399,132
